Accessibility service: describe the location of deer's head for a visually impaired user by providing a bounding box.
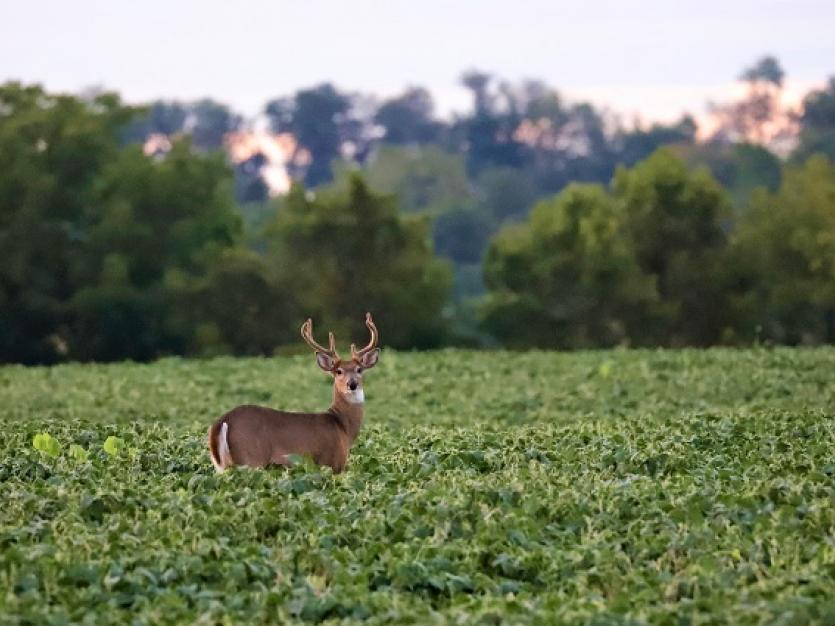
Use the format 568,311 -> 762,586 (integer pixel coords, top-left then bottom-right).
301,313 -> 380,405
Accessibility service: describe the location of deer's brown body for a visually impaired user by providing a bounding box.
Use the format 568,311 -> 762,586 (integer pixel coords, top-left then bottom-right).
208,314 -> 379,474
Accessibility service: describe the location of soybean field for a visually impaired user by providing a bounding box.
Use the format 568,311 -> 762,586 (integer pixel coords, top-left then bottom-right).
2,348 -> 835,624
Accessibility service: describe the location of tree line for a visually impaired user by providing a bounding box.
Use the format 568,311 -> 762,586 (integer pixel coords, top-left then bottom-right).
1,57 -> 834,363
484,150 -> 835,348
0,82 -> 451,362
119,58 -> 830,314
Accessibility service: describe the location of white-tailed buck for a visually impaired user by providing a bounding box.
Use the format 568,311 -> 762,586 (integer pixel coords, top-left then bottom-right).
208,313 -> 380,473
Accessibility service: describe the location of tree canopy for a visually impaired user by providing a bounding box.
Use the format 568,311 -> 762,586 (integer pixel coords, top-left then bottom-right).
730,155 -> 835,344
482,149 -> 733,348
4,59 -> 835,362
482,184 -> 656,348
264,176 -> 452,349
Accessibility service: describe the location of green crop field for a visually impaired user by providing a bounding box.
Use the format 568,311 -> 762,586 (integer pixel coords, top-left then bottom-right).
2,348 -> 835,625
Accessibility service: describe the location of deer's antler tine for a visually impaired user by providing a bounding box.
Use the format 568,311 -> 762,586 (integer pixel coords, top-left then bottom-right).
301,318 -> 339,358
352,312 -> 379,359
367,313 -> 378,345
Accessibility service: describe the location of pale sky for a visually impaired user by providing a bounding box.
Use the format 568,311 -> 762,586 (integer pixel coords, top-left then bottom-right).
2,0 -> 833,123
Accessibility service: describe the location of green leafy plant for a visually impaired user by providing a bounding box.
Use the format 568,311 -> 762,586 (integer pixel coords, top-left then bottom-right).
102,436 -> 125,457
32,432 -> 61,458
68,444 -> 88,462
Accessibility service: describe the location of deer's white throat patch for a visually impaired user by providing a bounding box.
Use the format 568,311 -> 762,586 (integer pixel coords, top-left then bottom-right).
345,388 -> 365,404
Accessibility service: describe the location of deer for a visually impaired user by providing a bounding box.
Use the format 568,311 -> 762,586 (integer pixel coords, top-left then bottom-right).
207,313 -> 380,474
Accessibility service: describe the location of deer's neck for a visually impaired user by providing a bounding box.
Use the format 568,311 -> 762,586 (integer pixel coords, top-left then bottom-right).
329,389 -> 364,443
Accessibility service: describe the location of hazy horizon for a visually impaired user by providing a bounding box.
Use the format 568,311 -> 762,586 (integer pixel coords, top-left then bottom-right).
2,0 -> 834,122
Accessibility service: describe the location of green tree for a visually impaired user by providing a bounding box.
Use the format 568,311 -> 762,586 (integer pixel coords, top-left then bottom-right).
374,87 -> 442,145
482,184 -> 657,348
613,149 -> 731,345
616,116 -> 696,167
476,167 -> 538,224
69,140 -> 242,360
122,100 -> 188,143
0,82 -> 135,363
265,83 -> 354,186
433,207 -> 493,265
167,247 -> 299,356
792,77 -> 835,163
265,175 -> 452,348
740,56 -> 785,86
730,155 -> 835,343
346,145 -> 473,214
708,55 -> 791,146
454,71 -> 527,174
675,142 -> 782,211
189,98 -> 242,151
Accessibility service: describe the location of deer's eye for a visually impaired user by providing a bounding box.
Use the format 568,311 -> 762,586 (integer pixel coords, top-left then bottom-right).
336,368 -> 343,376
356,367 -> 363,374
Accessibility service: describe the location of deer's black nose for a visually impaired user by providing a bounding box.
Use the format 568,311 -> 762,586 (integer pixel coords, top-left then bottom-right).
348,380 -> 358,391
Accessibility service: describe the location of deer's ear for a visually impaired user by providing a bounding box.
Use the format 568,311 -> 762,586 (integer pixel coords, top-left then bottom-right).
359,348 -> 380,369
316,352 -> 337,372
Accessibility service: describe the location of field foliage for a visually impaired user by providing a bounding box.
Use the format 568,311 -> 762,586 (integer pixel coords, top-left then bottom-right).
2,348 -> 835,624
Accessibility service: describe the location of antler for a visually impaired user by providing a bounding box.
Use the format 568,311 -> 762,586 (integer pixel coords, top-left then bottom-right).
351,312 -> 379,360
301,318 -> 339,359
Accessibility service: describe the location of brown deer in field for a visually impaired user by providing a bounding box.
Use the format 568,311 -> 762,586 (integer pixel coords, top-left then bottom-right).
208,313 -> 380,473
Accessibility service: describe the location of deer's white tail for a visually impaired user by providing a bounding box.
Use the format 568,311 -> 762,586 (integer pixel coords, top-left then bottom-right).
208,421 -> 233,472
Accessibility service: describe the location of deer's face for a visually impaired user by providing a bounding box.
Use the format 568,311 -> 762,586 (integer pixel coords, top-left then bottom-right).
302,313 -> 380,406
334,361 -> 366,404
315,350 -> 380,405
